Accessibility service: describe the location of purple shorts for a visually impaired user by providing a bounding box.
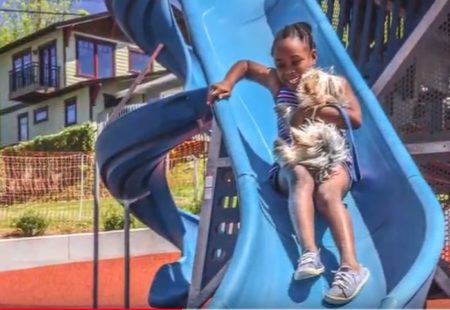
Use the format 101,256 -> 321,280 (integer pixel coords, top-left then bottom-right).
269,157 -> 355,193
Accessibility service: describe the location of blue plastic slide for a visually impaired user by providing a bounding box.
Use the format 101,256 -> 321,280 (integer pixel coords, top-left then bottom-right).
96,90 -> 211,307
98,0 -> 445,308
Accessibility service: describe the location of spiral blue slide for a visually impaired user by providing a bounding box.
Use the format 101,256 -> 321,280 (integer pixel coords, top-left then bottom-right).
97,0 -> 445,308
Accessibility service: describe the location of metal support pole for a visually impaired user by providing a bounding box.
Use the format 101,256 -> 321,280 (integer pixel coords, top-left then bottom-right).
124,201 -> 131,309
193,156 -> 199,201
119,192 -> 149,308
92,159 -> 100,308
93,117 -> 106,308
78,154 -> 85,220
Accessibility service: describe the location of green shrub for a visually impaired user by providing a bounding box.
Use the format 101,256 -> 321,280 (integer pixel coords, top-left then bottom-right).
180,200 -> 201,215
103,210 -> 136,231
2,122 -> 96,153
13,211 -> 49,237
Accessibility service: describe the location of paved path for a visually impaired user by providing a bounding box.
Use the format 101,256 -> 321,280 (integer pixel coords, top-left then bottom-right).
0,253 -> 179,308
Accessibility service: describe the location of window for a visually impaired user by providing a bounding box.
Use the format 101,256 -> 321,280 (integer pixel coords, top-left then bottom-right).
39,42 -> 57,87
97,43 -> 114,78
65,98 -> 77,126
13,49 -> 32,72
103,94 -> 120,108
34,106 -> 49,124
12,49 -> 32,91
77,39 -> 94,76
129,48 -> 151,73
18,112 -> 29,142
76,37 -> 115,78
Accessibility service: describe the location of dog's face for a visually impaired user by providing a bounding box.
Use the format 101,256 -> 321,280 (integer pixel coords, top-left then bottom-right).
297,69 -> 346,110
301,71 -> 320,95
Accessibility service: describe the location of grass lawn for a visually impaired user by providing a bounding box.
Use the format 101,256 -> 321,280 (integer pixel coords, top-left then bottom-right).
0,198 -> 142,236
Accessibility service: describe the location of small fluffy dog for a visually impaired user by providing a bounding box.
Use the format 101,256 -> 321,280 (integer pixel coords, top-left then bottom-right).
273,68 -> 350,182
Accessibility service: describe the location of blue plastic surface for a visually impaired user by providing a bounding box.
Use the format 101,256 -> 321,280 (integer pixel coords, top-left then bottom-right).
96,89 -> 211,307
99,0 -> 445,308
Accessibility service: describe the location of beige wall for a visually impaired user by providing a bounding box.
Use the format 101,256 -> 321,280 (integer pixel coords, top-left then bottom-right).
90,78 -> 145,120
65,31 -> 132,86
0,25 -> 171,146
92,78 -> 182,121
1,88 -> 89,146
0,28 -> 166,111
1,77 -> 181,146
65,32 -> 165,87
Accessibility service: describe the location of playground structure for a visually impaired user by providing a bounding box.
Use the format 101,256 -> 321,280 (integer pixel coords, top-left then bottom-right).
96,0 -> 448,308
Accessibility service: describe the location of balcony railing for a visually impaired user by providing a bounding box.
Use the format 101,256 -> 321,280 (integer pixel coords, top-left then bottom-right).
9,62 -> 60,100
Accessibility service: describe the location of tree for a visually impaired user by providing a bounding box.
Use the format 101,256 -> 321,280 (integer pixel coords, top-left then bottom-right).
0,0 -> 89,47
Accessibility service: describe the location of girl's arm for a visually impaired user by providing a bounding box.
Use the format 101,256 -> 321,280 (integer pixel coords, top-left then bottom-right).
208,60 -> 280,104
315,77 -> 362,129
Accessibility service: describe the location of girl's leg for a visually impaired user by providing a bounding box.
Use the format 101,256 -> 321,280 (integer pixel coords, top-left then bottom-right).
314,165 -> 360,270
315,165 -> 370,304
277,165 -> 317,252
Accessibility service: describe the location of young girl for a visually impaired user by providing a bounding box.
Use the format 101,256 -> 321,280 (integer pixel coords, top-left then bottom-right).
207,22 -> 369,304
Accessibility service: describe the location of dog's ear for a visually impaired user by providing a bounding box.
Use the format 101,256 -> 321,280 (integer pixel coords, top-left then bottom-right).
273,137 -> 296,167
273,137 -> 285,149
274,104 -> 285,116
327,77 -> 336,96
275,104 -> 295,121
290,127 -> 303,144
303,78 -> 316,95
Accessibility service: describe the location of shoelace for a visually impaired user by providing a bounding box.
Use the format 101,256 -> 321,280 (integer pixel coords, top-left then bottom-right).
298,251 -> 317,265
331,268 -> 354,290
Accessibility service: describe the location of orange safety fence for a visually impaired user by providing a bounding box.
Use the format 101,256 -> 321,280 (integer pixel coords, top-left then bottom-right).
169,139 -> 208,168
0,152 -> 102,206
0,137 -> 209,225
0,137 -> 209,206
442,203 -> 450,264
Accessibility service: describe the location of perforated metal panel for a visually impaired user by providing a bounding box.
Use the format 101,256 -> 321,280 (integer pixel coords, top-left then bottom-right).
375,2 -> 450,292
317,0 -> 434,84
378,10 -> 450,143
187,120 -> 239,308
201,166 -> 239,287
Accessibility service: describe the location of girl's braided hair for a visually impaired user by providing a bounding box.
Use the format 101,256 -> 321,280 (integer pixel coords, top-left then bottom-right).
271,22 -> 316,55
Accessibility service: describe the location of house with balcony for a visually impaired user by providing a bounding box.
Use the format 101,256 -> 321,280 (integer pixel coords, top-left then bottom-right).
0,12 -> 181,147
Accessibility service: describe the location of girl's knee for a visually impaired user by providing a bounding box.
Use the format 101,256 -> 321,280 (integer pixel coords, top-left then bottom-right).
289,165 -> 314,188
291,165 -> 313,181
314,187 -> 341,213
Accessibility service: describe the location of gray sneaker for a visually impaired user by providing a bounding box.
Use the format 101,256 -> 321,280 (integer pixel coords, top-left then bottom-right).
294,250 -> 325,280
324,265 -> 370,304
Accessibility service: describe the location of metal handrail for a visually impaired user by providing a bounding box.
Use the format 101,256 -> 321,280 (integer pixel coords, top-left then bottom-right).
9,62 -> 60,92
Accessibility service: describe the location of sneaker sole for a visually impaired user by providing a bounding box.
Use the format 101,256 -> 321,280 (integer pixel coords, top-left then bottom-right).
294,266 -> 325,280
324,268 -> 370,305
